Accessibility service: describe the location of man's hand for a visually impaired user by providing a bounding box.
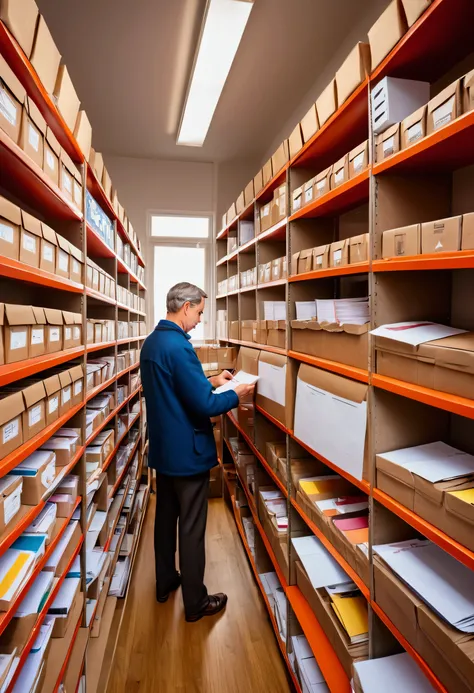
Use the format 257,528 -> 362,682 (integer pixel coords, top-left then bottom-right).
235,383 -> 256,401
209,370 -> 234,388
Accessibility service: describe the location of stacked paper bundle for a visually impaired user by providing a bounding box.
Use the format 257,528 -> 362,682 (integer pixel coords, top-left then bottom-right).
316,297 -> 370,326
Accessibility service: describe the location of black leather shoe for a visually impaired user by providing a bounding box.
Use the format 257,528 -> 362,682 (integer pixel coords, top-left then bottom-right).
156,573 -> 181,603
185,593 -> 228,622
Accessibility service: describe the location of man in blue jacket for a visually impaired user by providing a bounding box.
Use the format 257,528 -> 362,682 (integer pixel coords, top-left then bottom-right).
140,282 -> 255,622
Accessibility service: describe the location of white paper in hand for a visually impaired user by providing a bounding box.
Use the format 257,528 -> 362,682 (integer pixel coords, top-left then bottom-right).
213,371 -> 259,394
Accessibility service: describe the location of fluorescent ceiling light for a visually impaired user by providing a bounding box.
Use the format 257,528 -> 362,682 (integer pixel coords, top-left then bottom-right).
177,0 -> 254,147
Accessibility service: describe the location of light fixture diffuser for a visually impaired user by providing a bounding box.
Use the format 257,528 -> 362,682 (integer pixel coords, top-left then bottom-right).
177,0 -> 254,147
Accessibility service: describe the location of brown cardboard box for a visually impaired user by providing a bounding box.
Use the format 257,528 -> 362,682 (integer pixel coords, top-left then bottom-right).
314,166 -> 332,198
254,169 -> 264,196
69,243 -> 83,284
0,305 -> 4,366
56,234 -> 70,278
259,202 -> 272,233
44,308 -> 63,353
263,159 -> 273,187
74,110 -> 92,160
0,391 -> 24,459
43,374 -> 61,425
53,65 -> 80,132
51,520 -> 82,577
226,203 -> 236,226
271,257 -> 282,282
349,141 -> 369,178
462,213 -> 474,250
291,320 -> 368,369
30,15 -> 61,94
330,239 -> 349,267
316,79 -> 337,127
252,320 -> 268,345
236,191 -> 245,215
464,70 -> 474,114
58,370 -> 73,415
241,320 -> 254,342
300,103 -> 318,142
19,450 -> 55,504
0,54 -> 26,143
4,303 -> 35,363
229,321 -> 240,340
401,0 -> 431,26
60,149 -> 81,205
382,223 -> 421,258
331,154 -> 349,189
19,97 -> 46,168
265,442 -> 287,470
368,0 -> 407,70
91,150 -> 104,183
243,180 -> 254,208
102,166 -> 112,200
349,233 -> 369,264
271,185 -> 287,225
20,210 -> 41,267
292,186 -> 303,214
40,223 -> 57,274
289,123 -> 303,158
313,244 -> 330,271
0,196 -> 21,260
21,380 -> 46,440
0,0 -> 39,58
302,177 -> 315,208
43,126 -> 60,186
427,78 -> 462,134
256,352 -> 295,428
0,476 -> 22,536
216,347 -> 236,370
375,122 -> 400,161
266,320 -> 286,349
31,306 -> 46,358
272,140 -> 289,175
62,311 -> 75,350
336,42 -> 371,105
294,248 -> 313,275
402,105 -> 428,149
421,215 -> 462,254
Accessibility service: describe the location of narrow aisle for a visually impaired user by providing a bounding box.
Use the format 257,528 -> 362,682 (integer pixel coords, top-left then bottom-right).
107,495 -> 292,693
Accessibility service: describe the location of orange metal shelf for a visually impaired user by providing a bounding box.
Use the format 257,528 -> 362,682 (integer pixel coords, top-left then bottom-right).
255,404 -> 292,436
116,218 -> 145,267
0,347 -> 85,387
239,237 -> 257,253
373,489 -> 474,572
287,585 -> 352,693
290,498 -> 370,600
0,505 -> 45,558
289,170 -> 370,221
257,217 -> 287,242
289,261 -> 369,282
372,373 -> 474,420
371,601 -> 448,693
85,287 -> 117,307
288,351 -> 369,384
86,374 -> 117,403
86,341 -> 116,353
85,387 -> 140,448
0,256 -> 84,293
257,278 -> 287,289
86,223 -> 116,260
227,339 -> 287,356
373,251 -> 474,272
117,336 -> 145,345
290,434 -> 370,494
0,128 -> 82,222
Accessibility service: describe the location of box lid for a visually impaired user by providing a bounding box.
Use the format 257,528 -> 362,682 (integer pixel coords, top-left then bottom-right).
41,223 -> 58,246
21,210 -> 42,238
44,308 -> 63,326
68,244 -> 84,263
32,306 -> 46,325
378,122 -> 400,142
331,239 -> 347,251
0,391 -> 25,426
349,233 -> 369,246
68,365 -> 83,382
0,54 -> 26,105
56,235 -> 71,254
0,195 -> 21,226
402,104 -> 427,131
333,154 -> 348,173
0,475 -> 22,499
428,78 -> 461,113
58,370 -> 72,387
4,303 -> 36,327
62,311 -> 74,325
45,126 -> 61,156
315,165 -> 332,182
349,140 -> 368,161
297,363 -> 368,403
313,244 -> 330,256
22,380 -> 46,408
419,333 -> 474,372
43,374 -> 61,396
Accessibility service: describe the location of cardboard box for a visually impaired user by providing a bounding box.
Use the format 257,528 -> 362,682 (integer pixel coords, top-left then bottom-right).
43,374 -> 61,425
60,149 -> 81,205
336,42 -> 371,106
44,308 -> 63,353
291,320 -> 368,370
427,78 -> 462,134
259,203 -> 272,233
30,15 -> 61,94
0,476 -> 22,536
313,244 -> 330,271
316,79 -> 337,127
56,234 -> 70,278
254,169 -> 264,196
39,223 -> 57,274
375,122 -> 400,162
0,54 -> 26,143
331,154 -> 349,189
0,196 -> 21,261
62,311 -> 75,350
236,192 -> 245,216
252,320 -> 268,345
229,321 -> 240,340
257,352 -> 295,428
401,0 -> 431,26
300,103 -> 318,142
102,166 -> 112,200
266,320 -> 286,349
69,243 -> 83,284
0,391 -> 24,459
21,380 -> 46,441
368,0 -> 407,70
4,303 -> 34,363
314,166 -> 332,198
16,450 -> 55,504
382,223 -> 421,258
349,233 -> 369,264
241,320 -> 254,342
401,104 -> 427,149
0,0 -> 39,58
53,64 -> 80,132
58,369 -> 73,416
263,159 -> 273,187
243,180 -> 254,208
91,150 -> 104,183
19,97 -> 46,168
43,126 -> 60,186
289,123 -> 303,158
462,213 -> 474,251
349,141 -> 369,178
271,185 -> 287,225
292,186 -> 303,214
74,110 -> 92,160
465,70 -> 474,114
291,248 -> 312,275
271,257 -> 282,282
272,140 -> 289,175
302,177 -> 315,208
30,306 -> 46,358
330,240 -> 349,267
421,215 -> 462,254
20,210 -> 41,267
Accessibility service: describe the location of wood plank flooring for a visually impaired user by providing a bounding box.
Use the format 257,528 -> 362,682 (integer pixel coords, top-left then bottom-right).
107,495 -> 292,693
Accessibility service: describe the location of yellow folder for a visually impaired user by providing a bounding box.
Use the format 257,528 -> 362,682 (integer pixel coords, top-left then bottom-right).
0,552 -> 31,599
331,594 -> 368,638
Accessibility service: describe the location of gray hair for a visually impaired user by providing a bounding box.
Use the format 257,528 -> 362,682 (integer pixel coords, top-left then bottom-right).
166,282 -> 207,313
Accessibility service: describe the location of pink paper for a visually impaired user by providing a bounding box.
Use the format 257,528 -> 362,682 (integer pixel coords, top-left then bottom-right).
333,515 -> 368,531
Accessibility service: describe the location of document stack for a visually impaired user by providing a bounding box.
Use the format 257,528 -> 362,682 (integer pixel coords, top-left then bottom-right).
315,298 -> 370,326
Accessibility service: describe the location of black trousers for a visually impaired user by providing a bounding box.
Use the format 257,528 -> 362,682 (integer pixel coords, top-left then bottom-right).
154,470 -> 210,615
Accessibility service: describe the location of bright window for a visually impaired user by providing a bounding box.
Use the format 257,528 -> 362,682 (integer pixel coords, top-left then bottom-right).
151,215 -> 210,238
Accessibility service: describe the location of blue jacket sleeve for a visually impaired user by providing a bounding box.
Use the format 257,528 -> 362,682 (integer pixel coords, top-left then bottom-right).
172,345 -> 239,418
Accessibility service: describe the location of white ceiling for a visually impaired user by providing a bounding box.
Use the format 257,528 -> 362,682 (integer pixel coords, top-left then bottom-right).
38,0 -> 381,163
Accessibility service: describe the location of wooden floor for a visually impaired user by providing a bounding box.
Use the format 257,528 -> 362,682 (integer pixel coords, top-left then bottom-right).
107,495 -> 292,693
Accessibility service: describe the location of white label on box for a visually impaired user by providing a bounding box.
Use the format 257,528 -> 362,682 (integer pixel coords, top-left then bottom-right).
23,233 -> 36,253
407,122 -> 423,143
0,87 -> 17,125
72,259 -> 80,274
3,418 -> 19,444
433,96 -> 455,130
29,404 -> 42,427
41,460 -> 56,488
293,196 -> 301,211
62,387 -> 71,404
316,179 -> 326,191
353,152 -> 365,172
58,250 -> 68,271
316,255 -> 323,267
73,327 -> 80,340
46,149 -> 55,170
63,171 -> 72,193
74,380 -> 83,396
28,123 -> 40,151
73,182 -> 81,204
43,244 -> 54,262
0,223 -> 14,244
49,396 -> 59,414
65,327 -> 72,340
333,249 -> 342,264
383,136 -> 395,155
10,330 -> 27,350
334,168 -> 345,184
31,328 -> 44,345
49,327 -> 60,342
4,488 -> 21,525
304,188 -> 313,203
